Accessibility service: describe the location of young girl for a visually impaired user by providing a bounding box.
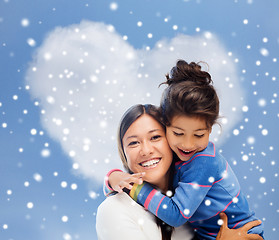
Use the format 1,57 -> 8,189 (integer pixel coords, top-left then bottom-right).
104,60 -> 264,239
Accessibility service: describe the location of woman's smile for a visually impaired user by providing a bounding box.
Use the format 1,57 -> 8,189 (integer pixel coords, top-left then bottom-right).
139,157 -> 161,169
122,114 -> 173,189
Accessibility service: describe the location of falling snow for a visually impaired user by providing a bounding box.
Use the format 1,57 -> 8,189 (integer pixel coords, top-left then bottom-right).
1,0 -> 278,239
21,18 -> 30,27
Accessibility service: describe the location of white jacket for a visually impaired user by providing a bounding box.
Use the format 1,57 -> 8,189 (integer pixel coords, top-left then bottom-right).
96,192 -> 194,240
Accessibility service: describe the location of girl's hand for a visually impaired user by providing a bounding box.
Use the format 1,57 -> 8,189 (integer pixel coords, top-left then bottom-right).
216,212 -> 263,240
109,171 -> 145,193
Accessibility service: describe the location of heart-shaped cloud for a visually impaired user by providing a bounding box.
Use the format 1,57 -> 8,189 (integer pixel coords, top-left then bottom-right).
25,21 -> 244,186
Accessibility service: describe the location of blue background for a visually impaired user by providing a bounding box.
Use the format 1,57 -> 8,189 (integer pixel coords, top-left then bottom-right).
0,0 -> 278,239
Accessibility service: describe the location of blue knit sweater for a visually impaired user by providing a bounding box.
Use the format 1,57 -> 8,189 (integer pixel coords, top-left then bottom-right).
129,142 -> 264,239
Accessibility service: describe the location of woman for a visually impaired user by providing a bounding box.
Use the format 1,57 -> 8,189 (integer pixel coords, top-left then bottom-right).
96,104 -> 263,240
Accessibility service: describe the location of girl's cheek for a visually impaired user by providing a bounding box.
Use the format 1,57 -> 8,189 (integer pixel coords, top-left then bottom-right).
168,137 -> 176,147
169,144 -> 176,152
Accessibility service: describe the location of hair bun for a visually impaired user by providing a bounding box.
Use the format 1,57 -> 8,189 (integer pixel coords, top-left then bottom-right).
164,60 -> 212,86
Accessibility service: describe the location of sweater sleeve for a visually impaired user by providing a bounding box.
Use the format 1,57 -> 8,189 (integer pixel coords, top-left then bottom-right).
129,156 -> 217,227
103,169 -> 123,197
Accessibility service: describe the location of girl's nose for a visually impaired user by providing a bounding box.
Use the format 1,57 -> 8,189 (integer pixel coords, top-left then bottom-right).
182,137 -> 194,150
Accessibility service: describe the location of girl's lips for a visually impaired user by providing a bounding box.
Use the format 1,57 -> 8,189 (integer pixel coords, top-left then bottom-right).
178,148 -> 195,158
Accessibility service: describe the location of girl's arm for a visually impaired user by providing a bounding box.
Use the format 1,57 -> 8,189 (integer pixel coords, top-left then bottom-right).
217,213 -> 264,240
103,169 -> 145,196
129,157 -> 215,227
129,180 -> 210,227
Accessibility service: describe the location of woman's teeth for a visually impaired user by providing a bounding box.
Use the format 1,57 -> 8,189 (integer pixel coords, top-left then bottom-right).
140,159 -> 160,167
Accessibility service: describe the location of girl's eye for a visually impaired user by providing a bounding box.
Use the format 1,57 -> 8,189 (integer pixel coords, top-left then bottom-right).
195,134 -> 205,138
151,135 -> 161,140
128,141 -> 139,146
173,131 -> 183,136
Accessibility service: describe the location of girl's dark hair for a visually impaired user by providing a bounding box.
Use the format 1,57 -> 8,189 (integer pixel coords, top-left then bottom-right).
117,104 -> 174,240
160,60 -> 219,128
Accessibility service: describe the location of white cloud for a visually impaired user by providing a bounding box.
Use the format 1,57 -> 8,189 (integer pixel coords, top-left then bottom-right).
25,21 -> 244,185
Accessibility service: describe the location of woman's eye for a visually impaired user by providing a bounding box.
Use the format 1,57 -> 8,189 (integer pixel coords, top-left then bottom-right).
173,131 -> 183,136
195,134 -> 204,138
151,135 -> 161,140
128,141 -> 139,146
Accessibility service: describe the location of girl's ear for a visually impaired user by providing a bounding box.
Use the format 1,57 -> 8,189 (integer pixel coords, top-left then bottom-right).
209,127 -> 212,133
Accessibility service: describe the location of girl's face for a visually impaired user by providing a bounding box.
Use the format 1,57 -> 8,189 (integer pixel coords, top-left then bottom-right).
122,114 -> 173,190
166,115 -> 211,162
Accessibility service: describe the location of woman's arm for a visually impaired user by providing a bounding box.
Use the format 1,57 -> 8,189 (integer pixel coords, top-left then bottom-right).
216,213 -> 263,240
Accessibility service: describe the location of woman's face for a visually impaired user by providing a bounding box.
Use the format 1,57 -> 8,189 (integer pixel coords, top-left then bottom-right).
122,114 -> 173,189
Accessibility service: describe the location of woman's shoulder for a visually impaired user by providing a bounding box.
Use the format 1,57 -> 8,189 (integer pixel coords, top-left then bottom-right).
97,192 -> 134,214
96,193 -> 162,240
96,193 -> 194,240
97,192 -> 155,221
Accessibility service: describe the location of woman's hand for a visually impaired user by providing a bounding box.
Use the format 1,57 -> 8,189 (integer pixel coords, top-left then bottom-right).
109,171 -> 145,193
216,212 -> 263,240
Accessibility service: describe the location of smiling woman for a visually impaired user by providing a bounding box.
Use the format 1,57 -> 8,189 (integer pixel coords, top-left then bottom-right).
121,113 -> 173,192
96,104 -> 194,240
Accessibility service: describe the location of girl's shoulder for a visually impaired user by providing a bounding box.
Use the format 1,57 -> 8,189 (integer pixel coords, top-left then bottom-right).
176,142 -> 222,173
194,141 -> 216,158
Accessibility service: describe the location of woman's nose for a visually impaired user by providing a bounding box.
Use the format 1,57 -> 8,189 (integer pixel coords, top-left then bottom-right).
140,142 -> 153,156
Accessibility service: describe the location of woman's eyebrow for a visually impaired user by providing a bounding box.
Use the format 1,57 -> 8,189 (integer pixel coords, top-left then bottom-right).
125,129 -> 161,140
125,135 -> 138,140
149,129 -> 161,133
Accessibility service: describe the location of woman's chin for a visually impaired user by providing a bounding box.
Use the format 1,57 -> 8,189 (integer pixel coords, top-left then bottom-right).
144,173 -> 165,188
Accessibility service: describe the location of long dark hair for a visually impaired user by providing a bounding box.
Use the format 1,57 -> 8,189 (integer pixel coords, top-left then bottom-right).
117,104 -> 174,240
